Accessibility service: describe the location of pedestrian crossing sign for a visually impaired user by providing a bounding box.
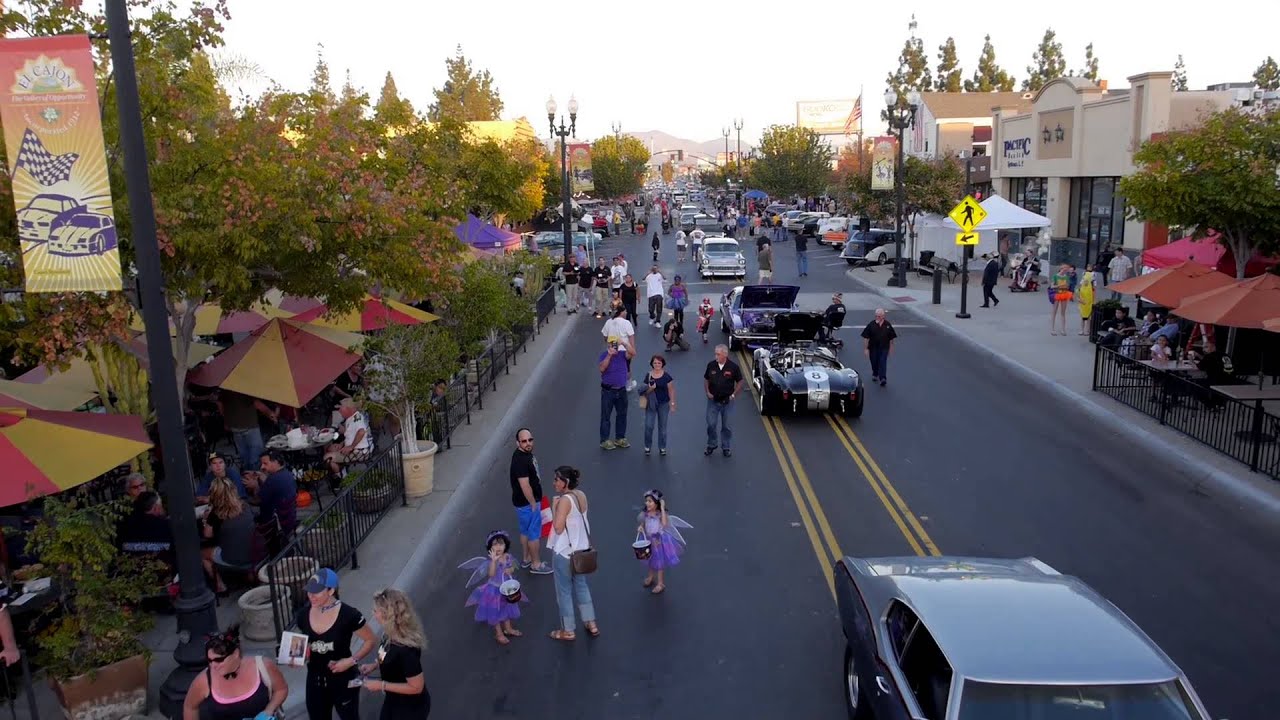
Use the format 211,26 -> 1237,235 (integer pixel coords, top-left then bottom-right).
955,231 -> 979,246
948,195 -> 987,232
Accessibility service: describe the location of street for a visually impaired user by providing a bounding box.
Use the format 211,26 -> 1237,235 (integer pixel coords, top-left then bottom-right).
403,226 -> 1280,720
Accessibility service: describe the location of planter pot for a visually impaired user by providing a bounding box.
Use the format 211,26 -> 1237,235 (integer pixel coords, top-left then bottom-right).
238,584 -> 292,642
402,441 -> 438,499
50,653 -> 148,720
300,522 -> 352,569
352,483 -> 397,514
257,555 -> 318,606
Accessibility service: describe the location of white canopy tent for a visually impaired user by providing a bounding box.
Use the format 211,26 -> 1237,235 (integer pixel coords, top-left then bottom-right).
943,194 -> 1051,230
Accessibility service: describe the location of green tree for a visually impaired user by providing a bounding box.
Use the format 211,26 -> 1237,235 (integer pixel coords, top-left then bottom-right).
1172,55 -> 1189,92
1254,56 -> 1280,91
886,14 -> 932,99
835,155 -> 965,249
749,125 -> 835,199
964,35 -> 1016,92
442,260 -> 527,356
935,37 -> 962,92
360,323 -> 459,453
1023,28 -> 1067,92
308,43 -> 335,108
428,45 -> 504,122
1076,42 -> 1100,82
374,72 -> 416,127
590,135 -> 651,199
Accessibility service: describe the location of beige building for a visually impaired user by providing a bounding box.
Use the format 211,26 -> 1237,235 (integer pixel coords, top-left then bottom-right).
990,73 -> 1241,266
905,92 -> 1034,160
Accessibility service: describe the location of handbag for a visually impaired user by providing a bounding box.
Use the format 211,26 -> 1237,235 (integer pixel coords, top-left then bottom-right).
566,491 -> 597,575
637,390 -> 648,410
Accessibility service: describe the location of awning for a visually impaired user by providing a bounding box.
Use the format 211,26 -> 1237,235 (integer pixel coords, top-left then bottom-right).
1141,234 -> 1277,277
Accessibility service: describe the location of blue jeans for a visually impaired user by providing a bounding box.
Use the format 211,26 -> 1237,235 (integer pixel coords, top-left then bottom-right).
705,397 -> 734,450
552,552 -> 596,632
231,427 -> 264,471
796,249 -> 808,275
869,348 -> 890,380
599,386 -> 628,442
644,400 -> 670,450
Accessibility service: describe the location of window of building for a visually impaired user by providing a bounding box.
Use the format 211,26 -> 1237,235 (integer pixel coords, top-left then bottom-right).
1068,177 -> 1126,253
1010,177 -> 1047,216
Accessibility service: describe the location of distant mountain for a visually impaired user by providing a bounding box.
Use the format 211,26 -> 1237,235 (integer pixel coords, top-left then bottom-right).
629,130 -> 754,165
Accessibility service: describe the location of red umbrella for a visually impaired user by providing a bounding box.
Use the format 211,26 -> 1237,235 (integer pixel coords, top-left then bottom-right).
289,295 -> 440,332
0,408 -> 152,506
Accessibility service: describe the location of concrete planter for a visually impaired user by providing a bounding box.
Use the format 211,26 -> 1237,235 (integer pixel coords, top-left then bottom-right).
257,555 -> 318,606
238,585 -> 293,642
402,442 -> 438,499
49,653 -> 148,720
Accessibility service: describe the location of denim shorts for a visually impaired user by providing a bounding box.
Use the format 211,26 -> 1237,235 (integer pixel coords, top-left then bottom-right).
516,503 -> 541,541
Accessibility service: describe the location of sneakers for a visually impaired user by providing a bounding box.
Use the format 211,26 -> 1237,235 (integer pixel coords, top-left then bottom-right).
601,440 -> 616,450
723,448 -> 732,457
704,446 -> 716,456
529,563 -> 553,575
627,379 -> 637,391
520,560 -> 532,569
644,447 -> 651,455
615,438 -> 631,448
660,448 -> 668,456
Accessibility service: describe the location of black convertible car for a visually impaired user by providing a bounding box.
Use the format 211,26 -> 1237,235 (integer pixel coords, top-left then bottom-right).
751,313 -> 864,417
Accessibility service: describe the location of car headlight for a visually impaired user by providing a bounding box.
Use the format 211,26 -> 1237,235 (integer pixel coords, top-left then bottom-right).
738,258 -> 746,266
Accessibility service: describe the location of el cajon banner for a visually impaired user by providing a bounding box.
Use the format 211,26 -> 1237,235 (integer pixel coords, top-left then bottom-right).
0,35 -> 121,293
871,136 -> 897,192
568,142 -> 593,193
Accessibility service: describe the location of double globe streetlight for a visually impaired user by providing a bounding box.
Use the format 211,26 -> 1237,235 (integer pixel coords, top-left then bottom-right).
882,89 -> 921,288
546,95 -> 579,265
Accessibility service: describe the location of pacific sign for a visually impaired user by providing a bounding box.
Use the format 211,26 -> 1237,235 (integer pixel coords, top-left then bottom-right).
1003,137 -> 1032,168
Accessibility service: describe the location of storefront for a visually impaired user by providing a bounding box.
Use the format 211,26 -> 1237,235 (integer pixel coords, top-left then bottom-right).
990,72 -> 1241,269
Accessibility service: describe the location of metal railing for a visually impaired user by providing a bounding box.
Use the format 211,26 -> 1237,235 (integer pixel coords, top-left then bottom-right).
1092,345 -> 1280,479
264,443 -> 405,640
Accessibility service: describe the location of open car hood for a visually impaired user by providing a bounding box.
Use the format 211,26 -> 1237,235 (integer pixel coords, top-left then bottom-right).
772,311 -> 824,343
740,284 -> 800,309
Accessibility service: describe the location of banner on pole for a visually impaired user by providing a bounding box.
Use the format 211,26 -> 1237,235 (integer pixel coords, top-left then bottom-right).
0,35 -> 121,293
568,142 -> 593,193
870,136 -> 896,191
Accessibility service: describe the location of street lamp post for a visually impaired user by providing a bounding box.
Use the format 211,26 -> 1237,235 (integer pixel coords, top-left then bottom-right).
547,95 -> 579,267
733,118 -> 744,208
722,127 -> 731,195
611,121 -> 622,151
882,89 -> 921,288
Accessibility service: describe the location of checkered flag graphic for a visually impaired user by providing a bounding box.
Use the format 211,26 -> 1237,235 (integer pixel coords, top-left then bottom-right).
14,128 -> 79,186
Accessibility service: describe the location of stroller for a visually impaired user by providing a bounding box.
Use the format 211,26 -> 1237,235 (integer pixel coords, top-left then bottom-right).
1009,254 -> 1041,293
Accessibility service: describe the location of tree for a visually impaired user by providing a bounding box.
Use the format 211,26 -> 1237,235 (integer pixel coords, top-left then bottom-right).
308,43 -> 335,108
886,14 -> 932,98
660,162 -> 674,185
749,125 -> 835,199
428,45 -> 503,122
1076,42 -> 1100,82
964,35 -> 1016,92
835,155 -> 965,253
374,72 -> 416,127
1023,28 -> 1067,92
935,37 -> 962,93
1254,56 -> 1280,91
361,323 -> 459,454
1172,55 -> 1189,92
590,135 -> 651,199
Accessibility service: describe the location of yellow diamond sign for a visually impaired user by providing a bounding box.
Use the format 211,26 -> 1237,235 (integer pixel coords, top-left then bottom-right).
949,195 -> 987,232
955,231 -> 979,246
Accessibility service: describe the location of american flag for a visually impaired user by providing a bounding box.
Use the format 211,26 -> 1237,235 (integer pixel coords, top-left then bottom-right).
844,95 -> 863,136
14,128 -> 80,186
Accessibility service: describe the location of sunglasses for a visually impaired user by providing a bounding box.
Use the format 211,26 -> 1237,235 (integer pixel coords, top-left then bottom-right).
207,653 -> 231,664
518,437 -> 534,443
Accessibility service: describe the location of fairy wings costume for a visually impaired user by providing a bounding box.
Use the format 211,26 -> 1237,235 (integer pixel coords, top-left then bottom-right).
637,491 -> 693,571
457,531 -> 528,625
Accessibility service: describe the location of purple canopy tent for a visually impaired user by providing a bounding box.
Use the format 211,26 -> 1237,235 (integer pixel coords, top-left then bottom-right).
453,214 -> 522,254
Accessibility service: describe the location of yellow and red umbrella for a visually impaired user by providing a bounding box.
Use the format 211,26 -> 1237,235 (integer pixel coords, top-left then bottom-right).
290,295 -> 440,332
129,302 -> 294,336
0,407 -> 152,507
0,380 -> 96,411
187,319 -> 362,408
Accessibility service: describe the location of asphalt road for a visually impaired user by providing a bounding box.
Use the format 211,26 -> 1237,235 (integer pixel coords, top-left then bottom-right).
396,216 -> 1280,720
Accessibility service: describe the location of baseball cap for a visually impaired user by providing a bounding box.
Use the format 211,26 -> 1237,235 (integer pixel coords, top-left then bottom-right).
304,568 -> 339,594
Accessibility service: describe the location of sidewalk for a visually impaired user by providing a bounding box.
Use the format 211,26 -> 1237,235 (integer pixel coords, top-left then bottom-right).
846,262 -> 1280,517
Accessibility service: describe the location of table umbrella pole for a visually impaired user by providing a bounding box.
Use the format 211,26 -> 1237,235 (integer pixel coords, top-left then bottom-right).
106,3 -> 217,716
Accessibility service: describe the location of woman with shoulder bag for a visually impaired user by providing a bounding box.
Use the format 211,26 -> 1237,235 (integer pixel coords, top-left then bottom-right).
547,466 -> 599,641
182,625 -> 288,720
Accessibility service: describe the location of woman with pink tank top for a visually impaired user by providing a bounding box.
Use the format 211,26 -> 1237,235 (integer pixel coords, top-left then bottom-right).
182,626 -> 288,720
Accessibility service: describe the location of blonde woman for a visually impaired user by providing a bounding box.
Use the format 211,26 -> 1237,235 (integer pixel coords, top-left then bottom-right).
201,478 -> 255,591
360,589 -> 430,719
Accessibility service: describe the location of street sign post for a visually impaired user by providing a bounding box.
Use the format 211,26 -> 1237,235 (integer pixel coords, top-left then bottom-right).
949,195 -> 987,319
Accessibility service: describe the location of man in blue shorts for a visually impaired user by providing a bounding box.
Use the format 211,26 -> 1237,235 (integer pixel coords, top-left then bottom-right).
510,428 -> 552,574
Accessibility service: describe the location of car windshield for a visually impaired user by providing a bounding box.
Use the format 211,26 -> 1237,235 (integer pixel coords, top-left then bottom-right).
704,243 -> 736,255
958,680 -> 1201,720
65,215 -> 102,228
31,198 -> 71,212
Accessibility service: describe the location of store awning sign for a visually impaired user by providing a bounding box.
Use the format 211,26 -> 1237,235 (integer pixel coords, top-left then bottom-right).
0,35 -> 121,293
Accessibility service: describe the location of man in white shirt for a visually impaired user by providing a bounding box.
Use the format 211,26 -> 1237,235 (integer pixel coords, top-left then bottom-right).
690,228 -> 705,260
602,305 -> 637,390
610,256 -> 626,293
1108,248 -> 1133,300
326,398 -> 373,477
674,230 -> 687,262
642,265 -> 666,327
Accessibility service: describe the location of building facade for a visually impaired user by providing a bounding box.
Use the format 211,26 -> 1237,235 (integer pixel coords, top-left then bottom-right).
906,92 -> 1033,160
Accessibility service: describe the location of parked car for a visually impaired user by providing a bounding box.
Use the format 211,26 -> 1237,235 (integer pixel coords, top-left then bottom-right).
816,217 -> 852,248
841,229 -> 900,265
751,313 -> 863,417
697,237 -> 747,280
719,284 -> 799,349
682,213 -> 713,233
780,210 -> 807,231
835,555 -> 1212,720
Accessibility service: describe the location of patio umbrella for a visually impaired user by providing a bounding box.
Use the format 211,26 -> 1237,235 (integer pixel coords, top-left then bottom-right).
187,318 -> 362,407
276,295 -> 325,315
128,302 -> 293,336
1172,273 -> 1280,329
1264,318 -> 1280,333
15,337 -> 223,393
0,408 -> 152,507
1105,261 -> 1235,308
289,295 -> 441,332
0,380 -> 95,411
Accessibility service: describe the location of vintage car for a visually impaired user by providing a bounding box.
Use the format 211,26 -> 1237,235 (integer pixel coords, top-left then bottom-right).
751,313 -> 863,417
47,212 -> 118,257
17,193 -> 83,243
841,228 -> 900,265
698,237 -> 747,280
835,555 -> 1212,720
719,284 -> 798,349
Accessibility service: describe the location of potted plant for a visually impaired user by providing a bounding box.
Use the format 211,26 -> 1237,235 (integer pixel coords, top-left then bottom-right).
27,497 -> 166,720
300,510 -> 351,569
346,464 -> 398,514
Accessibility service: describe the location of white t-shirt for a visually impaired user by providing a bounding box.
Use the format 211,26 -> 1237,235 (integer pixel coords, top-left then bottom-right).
610,265 -> 626,288
643,272 -> 665,298
675,231 -> 687,248
602,317 -> 635,349
342,411 -> 373,452
690,230 -> 705,244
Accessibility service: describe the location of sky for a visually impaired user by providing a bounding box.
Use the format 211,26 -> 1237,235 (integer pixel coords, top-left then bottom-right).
209,0 -> 1276,145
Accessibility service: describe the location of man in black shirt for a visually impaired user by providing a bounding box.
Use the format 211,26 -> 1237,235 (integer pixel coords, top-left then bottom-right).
822,292 -> 847,341
861,308 -> 897,386
794,231 -> 809,277
592,259 -> 612,318
510,428 -> 551,574
664,313 -> 689,351
1097,307 -> 1137,349
564,260 -> 581,314
703,344 -> 744,457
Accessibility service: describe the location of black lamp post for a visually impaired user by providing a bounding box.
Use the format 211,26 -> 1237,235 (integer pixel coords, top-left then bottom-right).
882,89 -> 921,288
547,95 -> 578,266
733,118 -> 744,207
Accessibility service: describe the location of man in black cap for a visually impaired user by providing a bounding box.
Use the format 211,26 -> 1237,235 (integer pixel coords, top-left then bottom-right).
822,292 -> 847,342
981,253 -> 1001,308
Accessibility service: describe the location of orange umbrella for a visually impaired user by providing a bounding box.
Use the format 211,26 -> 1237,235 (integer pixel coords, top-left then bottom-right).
0,408 -> 152,506
1172,273 -> 1280,328
290,295 -> 440,332
1106,261 -> 1236,308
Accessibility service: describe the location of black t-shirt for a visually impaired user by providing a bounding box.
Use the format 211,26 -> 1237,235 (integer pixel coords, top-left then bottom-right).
509,449 -> 542,508
794,234 -> 808,252
564,263 -> 580,284
756,235 -> 769,252
377,640 -> 430,716
593,267 -> 611,288
296,603 -> 367,677
1102,316 -> 1136,333
621,284 -> 638,306
825,303 -> 847,329
578,267 -> 593,288
704,360 -> 743,402
861,320 -> 897,349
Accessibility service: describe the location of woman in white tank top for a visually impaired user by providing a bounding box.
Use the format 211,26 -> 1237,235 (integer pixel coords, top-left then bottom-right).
547,466 -> 598,641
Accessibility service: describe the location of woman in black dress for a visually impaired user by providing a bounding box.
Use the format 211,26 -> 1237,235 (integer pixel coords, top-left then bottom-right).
296,569 -> 377,720
359,588 -> 430,719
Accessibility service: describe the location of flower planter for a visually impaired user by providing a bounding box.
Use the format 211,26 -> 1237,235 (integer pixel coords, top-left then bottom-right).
352,482 -> 397,514
402,441 -> 438,499
49,653 -> 148,720
238,584 -> 293,642
257,555 -> 318,606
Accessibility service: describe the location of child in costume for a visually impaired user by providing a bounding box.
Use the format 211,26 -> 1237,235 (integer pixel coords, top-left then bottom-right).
458,531 -> 528,645
696,298 -> 715,344
635,489 -> 693,594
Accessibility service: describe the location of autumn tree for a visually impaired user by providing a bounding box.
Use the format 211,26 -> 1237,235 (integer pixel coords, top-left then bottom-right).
964,35 -> 1015,92
308,43 -> 335,108
835,155 -> 965,249
935,37 -> 962,92
885,14 -> 932,99
1076,42 -> 1100,82
374,72 -> 416,127
590,135 -> 650,199
428,45 -> 504,122
1172,55 -> 1189,92
1254,56 -> 1280,91
1023,28 -> 1067,92
749,125 -> 834,199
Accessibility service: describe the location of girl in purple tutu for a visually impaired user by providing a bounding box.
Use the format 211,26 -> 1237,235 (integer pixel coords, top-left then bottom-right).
457,531 -> 528,645
635,490 -> 693,595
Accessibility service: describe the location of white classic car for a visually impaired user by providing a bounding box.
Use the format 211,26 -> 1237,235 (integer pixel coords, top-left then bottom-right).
697,237 -> 747,280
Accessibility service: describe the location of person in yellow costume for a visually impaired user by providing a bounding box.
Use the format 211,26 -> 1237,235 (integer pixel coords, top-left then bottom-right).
1077,265 -> 1096,336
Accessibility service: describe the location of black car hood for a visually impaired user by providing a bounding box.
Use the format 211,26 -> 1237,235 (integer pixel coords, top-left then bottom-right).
773,311 -> 824,343
740,284 -> 799,309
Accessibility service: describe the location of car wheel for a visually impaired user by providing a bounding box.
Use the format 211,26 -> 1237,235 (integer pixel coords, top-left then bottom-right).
846,259 -> 856,266
877,252 -> 888,264
728,335 -> 740,351
846,391 -> 864,419
844,644 -> 871,720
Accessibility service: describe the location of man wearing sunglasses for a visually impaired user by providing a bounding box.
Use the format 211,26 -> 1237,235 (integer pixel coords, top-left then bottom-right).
510,429 -> 551,575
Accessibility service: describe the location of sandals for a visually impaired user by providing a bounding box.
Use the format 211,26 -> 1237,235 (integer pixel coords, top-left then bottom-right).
584,621 -> 601,637
504,628 -> 523,637
643,577 -> 655,588
651,584 -> 665,595
495,634 -> 510,645
549,629 -> 576,642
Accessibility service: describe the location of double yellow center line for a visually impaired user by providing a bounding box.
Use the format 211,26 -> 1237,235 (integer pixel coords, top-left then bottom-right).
739,350 -> 940,599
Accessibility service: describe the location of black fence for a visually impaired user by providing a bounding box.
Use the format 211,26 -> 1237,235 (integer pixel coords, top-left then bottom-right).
1092,345 -> 1280,479
428,286 -> 556,451
264,443 -> 405,639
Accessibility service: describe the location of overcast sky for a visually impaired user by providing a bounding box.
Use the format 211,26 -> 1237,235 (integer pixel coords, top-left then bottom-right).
215,0 -> 1275,145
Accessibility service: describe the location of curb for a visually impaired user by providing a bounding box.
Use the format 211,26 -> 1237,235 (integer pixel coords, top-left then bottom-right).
846,270 -> 1280,519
